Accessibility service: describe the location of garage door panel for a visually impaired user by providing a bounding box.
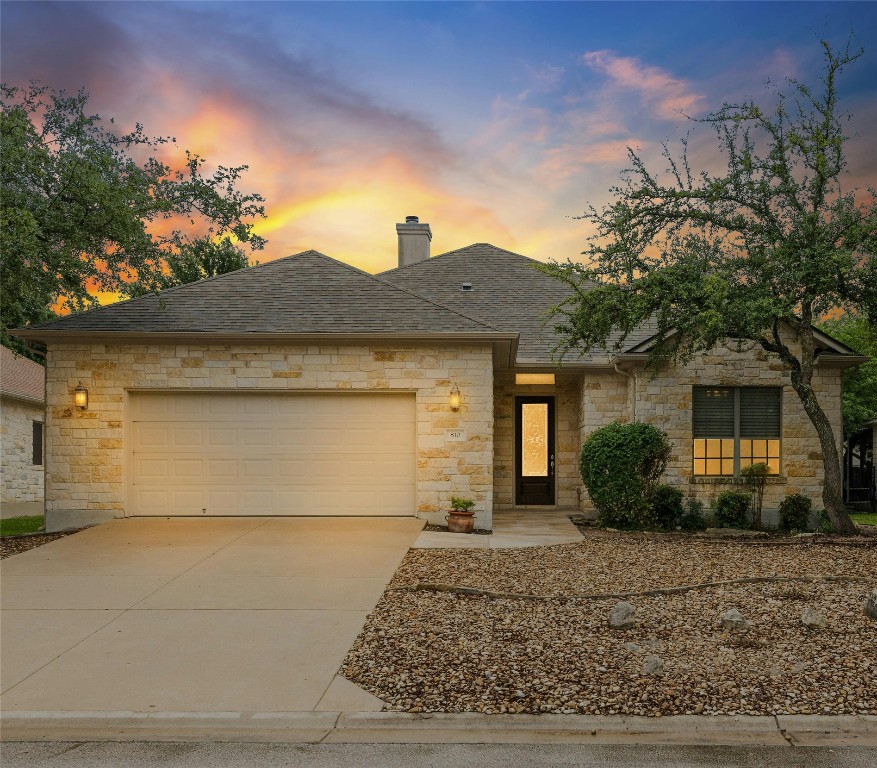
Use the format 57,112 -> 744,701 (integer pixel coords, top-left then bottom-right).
138,427 -> 169,448
131,393 -> 415,517
208,428 -> 238,447
134,458 -> 169,480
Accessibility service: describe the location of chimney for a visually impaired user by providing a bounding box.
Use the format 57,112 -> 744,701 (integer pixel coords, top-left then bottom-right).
396,215 -> 432,267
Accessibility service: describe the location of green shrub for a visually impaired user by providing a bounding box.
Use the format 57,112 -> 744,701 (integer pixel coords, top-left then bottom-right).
651,485 -> 684,529
680,498 -> 707,531
778,494 -> 812,532
580,422 -> 672,529
817,510 -> 834,534
713,491 -> 750,529
450,496 -> 475,512
741,462 -> 770,530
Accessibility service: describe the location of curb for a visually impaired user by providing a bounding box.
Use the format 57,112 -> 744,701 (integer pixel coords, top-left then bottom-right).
1,711 -> 875,746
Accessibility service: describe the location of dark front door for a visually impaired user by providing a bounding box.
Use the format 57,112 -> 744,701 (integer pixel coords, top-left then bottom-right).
515,396 -> 555,505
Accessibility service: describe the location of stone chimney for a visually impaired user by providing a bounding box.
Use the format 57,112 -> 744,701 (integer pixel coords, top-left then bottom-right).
396,215 -> 431,268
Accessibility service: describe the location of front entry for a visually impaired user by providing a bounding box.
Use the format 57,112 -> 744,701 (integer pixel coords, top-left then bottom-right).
515,396 -> 555,505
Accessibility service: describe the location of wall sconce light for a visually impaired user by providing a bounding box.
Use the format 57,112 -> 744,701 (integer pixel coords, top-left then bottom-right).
74,382 -> 88,410
449,383 -> 461,412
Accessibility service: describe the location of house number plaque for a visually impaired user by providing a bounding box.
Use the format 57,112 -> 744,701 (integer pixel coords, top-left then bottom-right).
446,430 -> 466,441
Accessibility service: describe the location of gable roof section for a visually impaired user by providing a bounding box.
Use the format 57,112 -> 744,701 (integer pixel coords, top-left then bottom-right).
0,345 -> 45,404
14,251 -> 504,339
380,243 -> 657,365
622,323 -> 867,368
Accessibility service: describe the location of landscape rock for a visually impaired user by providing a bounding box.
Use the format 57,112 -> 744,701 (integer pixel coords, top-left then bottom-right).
801,606 -> 828,628
608,601 -> 637,629
642,655 -> 664,674
344,531 -> 877,717
624,642 -> 641,653
720,608 -> 751,630
865,589 -> 877,621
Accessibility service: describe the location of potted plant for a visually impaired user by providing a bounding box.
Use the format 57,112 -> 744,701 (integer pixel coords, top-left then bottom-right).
446,496 -> 476,533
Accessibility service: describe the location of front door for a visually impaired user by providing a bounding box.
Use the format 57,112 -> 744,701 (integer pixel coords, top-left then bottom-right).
515,396 -> 555,505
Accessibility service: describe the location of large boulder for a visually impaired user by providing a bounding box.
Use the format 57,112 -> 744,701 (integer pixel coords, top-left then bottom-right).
609,601 -> 637,629
721,608 -> 751,630
642,655 -> 664,674
801,606 -> 828,629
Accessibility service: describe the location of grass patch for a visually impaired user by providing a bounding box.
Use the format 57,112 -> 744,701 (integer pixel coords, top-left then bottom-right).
0,515 -> 45,536
852,513 -> 877,527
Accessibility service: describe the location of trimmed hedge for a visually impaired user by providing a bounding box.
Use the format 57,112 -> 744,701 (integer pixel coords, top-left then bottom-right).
651,485 -> 685,529
778,494 -> 812,532
580,422 -> 671,529
713,491 -> 750,529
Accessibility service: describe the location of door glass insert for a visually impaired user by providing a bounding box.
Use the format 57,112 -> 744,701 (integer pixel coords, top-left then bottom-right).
521,403 -> 548,476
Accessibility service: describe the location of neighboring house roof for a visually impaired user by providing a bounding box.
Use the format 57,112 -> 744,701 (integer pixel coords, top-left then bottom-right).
14,251 -> 504,338
0,345 -> 45,404
380,243 -> 656,365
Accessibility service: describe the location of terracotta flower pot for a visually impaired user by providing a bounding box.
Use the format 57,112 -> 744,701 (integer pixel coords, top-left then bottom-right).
446,510 -> 476,533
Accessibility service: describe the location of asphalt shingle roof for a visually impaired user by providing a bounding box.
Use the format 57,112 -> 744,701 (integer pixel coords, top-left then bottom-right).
22,251 -> 500,336
380,243 -> 658,364
0,345 -> 45,403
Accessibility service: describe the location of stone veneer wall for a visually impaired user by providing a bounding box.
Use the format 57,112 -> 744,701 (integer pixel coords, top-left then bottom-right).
1,397 -> 45,504
493,373 -> 580,509
44,342 -> 493,531
577,342 -> 843,516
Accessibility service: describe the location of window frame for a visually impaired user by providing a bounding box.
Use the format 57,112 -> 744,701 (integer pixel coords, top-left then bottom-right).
692,386 -> 782,477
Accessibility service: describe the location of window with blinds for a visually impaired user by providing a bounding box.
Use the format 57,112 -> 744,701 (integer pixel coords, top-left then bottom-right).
692,387 -> 781,476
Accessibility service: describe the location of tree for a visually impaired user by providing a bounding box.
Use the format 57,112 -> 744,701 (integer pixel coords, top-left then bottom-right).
0,83 -> 266,351
124,237 -> 255,297
819,314 -> 877,436
540,42 -> 876,536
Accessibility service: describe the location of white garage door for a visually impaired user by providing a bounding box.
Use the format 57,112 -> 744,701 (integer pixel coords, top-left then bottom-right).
129,392 -> 416,516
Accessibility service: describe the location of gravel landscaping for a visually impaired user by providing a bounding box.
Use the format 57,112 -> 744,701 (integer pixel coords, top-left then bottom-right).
340,531 -> 877,717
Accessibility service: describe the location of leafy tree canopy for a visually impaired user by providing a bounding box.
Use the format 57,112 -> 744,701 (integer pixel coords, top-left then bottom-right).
540,41 -> 876,535
0,83 -> 267,352
819,313 -> 877,436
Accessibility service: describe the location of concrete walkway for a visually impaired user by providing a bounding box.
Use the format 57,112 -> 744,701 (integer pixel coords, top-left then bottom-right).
1,517 -> 423,714
413,508 -> 583,549
2,710 -> 875,746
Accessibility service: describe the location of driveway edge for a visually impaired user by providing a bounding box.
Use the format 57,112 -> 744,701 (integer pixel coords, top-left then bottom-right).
1,711 -> 875,746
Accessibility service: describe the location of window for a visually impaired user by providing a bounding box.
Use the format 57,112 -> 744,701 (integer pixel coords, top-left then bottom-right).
32,421 -> 43,466
515,373 -> 555,385
692,387 -> 781,476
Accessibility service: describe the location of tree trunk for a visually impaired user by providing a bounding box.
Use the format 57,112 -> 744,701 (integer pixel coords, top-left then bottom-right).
789,371 -> 858,535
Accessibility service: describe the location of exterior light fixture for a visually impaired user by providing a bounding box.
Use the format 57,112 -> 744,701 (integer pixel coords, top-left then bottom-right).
449,383 -> 461,412
74,382 -> 88,410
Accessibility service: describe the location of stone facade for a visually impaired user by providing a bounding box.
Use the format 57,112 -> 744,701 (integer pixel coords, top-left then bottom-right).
44,342 -> 494,531
493,373 -> 580,509
577,341 -> 843,519
1,396 -> 45,505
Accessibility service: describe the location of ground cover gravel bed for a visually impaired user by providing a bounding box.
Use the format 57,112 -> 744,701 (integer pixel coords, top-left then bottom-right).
0,532 -> 76,559
340,532 -> 877,716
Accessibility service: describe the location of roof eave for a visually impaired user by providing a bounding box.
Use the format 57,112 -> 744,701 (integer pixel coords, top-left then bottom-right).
0,391 -> 46,408
11,329 -> 519,344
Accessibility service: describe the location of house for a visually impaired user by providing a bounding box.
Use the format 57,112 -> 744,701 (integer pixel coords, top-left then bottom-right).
12,217 -> 865,532
1,345 -> 46,517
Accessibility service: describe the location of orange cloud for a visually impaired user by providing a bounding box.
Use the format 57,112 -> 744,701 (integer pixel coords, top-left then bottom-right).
581,50 -> 704,119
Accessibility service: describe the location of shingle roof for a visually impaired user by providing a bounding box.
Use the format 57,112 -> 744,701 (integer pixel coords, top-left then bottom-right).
380,243 -> 657,364
0,345 -> 45,403
20,251 -> 500,336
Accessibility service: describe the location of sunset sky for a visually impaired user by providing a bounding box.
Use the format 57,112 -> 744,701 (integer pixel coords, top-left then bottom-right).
3,1 -> 876,275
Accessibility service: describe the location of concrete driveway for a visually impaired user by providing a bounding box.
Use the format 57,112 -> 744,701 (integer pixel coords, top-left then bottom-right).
1,517 -> 422,713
